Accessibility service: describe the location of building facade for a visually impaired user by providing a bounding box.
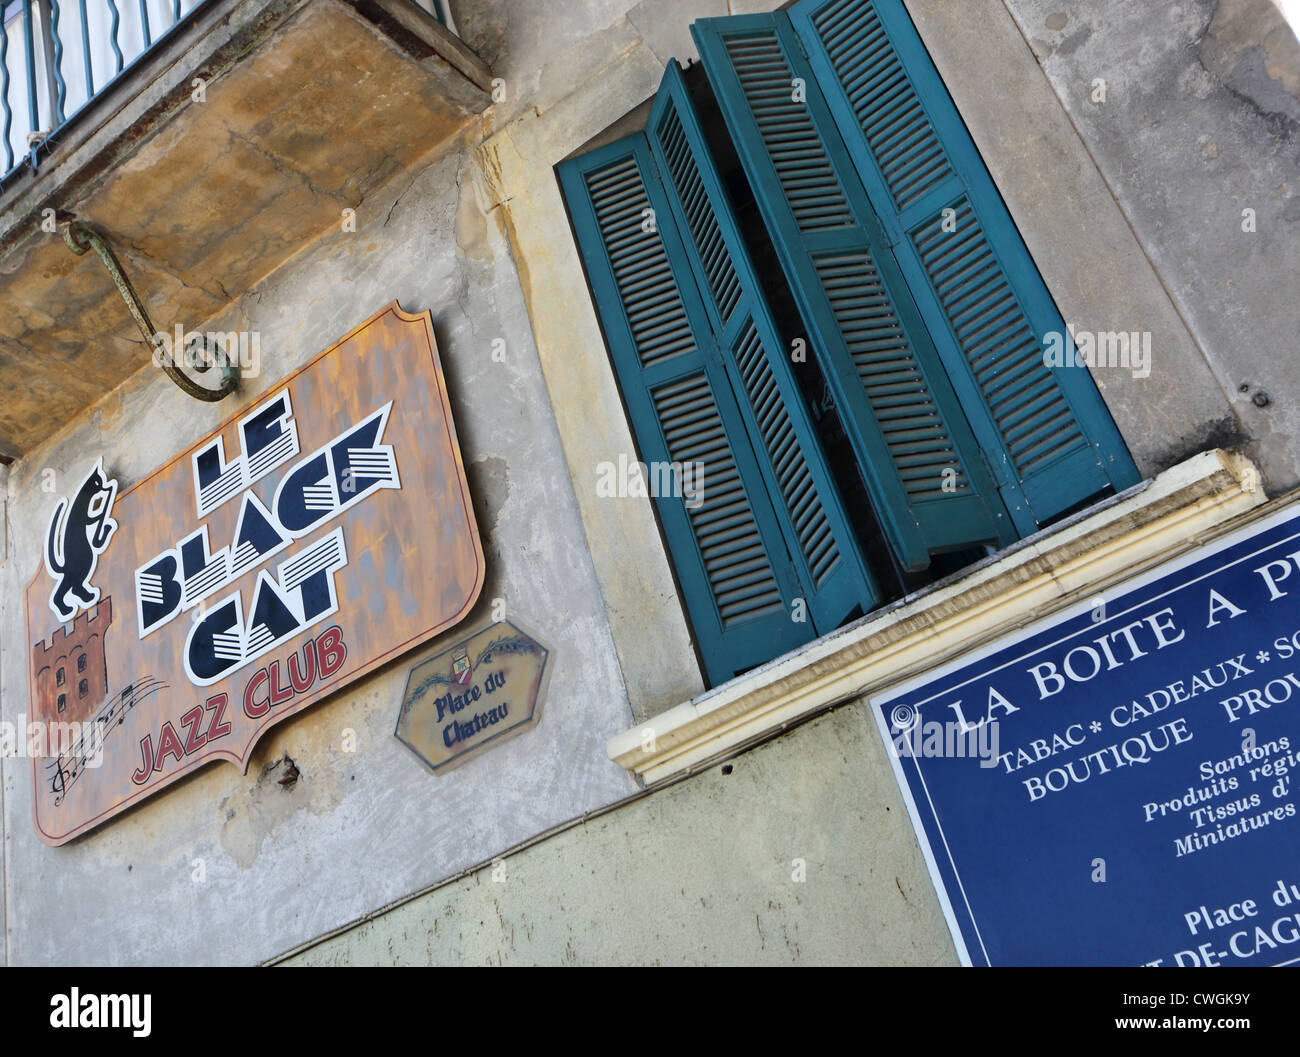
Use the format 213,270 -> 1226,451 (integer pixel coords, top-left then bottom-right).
0,0 -> 1297,965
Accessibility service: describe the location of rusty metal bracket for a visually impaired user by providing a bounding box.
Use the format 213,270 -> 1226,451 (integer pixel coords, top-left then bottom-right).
62,220 -> 239,403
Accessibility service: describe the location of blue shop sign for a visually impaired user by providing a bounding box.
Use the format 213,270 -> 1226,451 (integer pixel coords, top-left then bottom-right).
873,503 -> 1300,966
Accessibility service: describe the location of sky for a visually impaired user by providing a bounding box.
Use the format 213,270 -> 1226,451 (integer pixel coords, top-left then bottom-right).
1276,0 -> 1300,38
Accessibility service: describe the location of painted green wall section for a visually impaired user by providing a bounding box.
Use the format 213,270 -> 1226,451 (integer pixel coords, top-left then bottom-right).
278,703 -> 958,966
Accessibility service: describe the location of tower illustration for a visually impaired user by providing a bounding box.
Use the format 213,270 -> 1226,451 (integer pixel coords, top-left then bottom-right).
32,596 -> 112,726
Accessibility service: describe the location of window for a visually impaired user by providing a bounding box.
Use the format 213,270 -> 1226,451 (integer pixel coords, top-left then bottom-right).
57,693 -> 66,713
78,678 -> 89,698
77,652 -> 87,672
560,0 -> 1138,687
56,666 -> 65,686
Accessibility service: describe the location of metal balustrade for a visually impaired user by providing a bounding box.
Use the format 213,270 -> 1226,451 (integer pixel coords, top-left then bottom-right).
0,0 -> 457,183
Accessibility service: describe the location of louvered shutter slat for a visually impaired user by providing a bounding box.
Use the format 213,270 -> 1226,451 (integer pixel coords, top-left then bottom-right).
694,14 -> 1011,572
791,0 -> 1139,528
648,63 -> 880,626
561,136 -> 825,685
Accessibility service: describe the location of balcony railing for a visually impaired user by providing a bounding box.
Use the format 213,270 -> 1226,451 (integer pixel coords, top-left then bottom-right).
0,0 -> 487,457
0,0 -> 456,183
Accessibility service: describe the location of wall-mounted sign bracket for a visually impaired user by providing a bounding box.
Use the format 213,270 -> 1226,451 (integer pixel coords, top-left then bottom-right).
62,220 -> 239,402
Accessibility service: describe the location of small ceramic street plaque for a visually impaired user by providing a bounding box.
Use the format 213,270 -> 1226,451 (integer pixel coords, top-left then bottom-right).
395,620 -> 550,772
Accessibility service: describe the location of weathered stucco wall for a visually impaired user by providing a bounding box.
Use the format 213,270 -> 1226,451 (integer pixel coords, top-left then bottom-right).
906,0 -> 1237,483
2,0 -> 1297,965
998,0 -> 1300,490
279,0 -> 1300,964
455,0 -> 742,721
0,132 -> 636,965
444,0 -> 832,722
278,701 -> 958,966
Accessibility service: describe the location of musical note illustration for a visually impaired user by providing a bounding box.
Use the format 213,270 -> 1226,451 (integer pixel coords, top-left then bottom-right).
45,676 -> 165,807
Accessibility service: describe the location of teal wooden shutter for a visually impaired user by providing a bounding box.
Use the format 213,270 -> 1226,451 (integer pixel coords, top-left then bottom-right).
646,63 -> 878,634
559,135 -> 845,685
692,12 -> 1012,573
789,0 -> 1139,531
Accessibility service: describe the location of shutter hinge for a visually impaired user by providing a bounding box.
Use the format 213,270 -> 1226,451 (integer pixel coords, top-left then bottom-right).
777,557 -> 804,609
979,447 -> 1013,491
641,138 -> 665,187
872,209 -> 901,249
780,11 -> 810,59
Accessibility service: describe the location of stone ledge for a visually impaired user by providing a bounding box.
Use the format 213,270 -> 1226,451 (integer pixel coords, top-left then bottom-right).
0,0 -> 491,456
608,449 -> 1268,783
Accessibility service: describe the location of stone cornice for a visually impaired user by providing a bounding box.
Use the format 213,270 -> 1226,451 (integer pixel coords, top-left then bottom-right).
609,450 -> 1269,783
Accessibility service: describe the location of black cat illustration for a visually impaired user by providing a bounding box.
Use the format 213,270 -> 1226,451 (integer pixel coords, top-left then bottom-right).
45,458 -> 119,621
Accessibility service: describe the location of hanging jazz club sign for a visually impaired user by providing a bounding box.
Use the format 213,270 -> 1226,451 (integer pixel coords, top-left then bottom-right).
25,303 -> 484,845
873,502 -> 1300,966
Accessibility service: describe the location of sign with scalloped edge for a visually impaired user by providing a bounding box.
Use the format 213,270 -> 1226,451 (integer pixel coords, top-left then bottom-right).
25,302 -> 484,845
